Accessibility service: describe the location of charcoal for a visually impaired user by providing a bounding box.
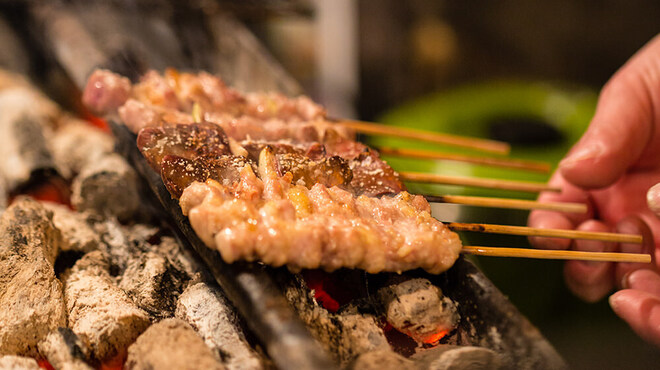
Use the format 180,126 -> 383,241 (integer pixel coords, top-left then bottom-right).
0,88 -> 58,190
49,118 -> 114,179
155,236 -> 212,283
336,314 -> 390,364
120,251 -> 186,320
0,175 -> 6,215
0,198 -> 66,356
63,251 -> 150,361
378,278 -> 458,343
0,355 -> 40,370
37,328 -> 93,370
70,153 -> 140,221
349,349 -> 415,370
410,345 -> 503,370
42,203 -> 100,253
124,319 -> 225,370
175,282 -> 264,370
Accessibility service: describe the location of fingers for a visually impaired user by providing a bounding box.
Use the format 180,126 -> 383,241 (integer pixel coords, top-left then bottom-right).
559,35 -> 660,189
648,183 -> 660,216
528,172 -> 593,250
563,220 -> 615,302
614,216 -> 656,287
610,288 -> 660,349
623,269 -> 660,297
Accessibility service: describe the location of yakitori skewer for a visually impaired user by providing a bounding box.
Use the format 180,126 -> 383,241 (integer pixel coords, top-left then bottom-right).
448,222 -> 642,244
334,119 -> 511,155
378,146 -> 551,173
400,171 -> 560,193
426,195 -> 586,213
461,246 -> 651,263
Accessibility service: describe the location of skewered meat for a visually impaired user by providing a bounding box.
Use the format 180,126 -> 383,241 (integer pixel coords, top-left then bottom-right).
83,69 -> 462,274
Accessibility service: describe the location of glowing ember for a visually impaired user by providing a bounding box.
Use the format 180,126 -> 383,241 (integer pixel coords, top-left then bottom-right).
9,177 -> 71,207
423,330 -> 450,345
37,359 -> 55,370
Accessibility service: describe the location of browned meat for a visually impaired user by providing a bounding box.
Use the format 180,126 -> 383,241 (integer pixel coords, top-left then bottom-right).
137,122 -> 231,171
161,155 -> 250,198
178,148 -> 461,274
82,69 -> 131,115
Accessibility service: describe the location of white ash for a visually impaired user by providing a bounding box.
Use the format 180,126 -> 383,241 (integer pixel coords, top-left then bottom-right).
124,318 -> 225,370
37,328 -> 93,370
0,88 -> 57,190
378,278 -> 458,343
120,251 -> 186,320
349,349 -> 416,370
71,153 -> 141,221
92,219 -> 157,274
336,314 -> 390,364
0,198 -> 66,357
63,251 -> 151,362
410,345 -> 503,370
42,202 -> 100,253
0,355 -> 40,370
175,282 -> 264,370
49,117 -> 114,179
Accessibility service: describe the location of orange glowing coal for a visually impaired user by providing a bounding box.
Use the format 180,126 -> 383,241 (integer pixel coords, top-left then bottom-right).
423,330 -> 450,345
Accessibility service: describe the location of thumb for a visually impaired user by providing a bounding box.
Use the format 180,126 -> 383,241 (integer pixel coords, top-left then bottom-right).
559,35 -> 660,189
649,183 -> 660,216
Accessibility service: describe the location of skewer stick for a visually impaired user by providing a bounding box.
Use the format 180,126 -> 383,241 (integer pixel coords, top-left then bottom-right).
400,171 -> 560,193
378,146 -> 551,173
334,119 -> 510,155
426,194 -> 586,213
449,223 -> 642,244
461,246 -> 651,263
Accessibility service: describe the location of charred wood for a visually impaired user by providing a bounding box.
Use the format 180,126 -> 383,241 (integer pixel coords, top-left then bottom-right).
124,318 -> 225,370
37,328 -> 93,370
0,355 -> 40,370
175,282 -> 265,370
349,349 -> 415,370
62,251 -> 150,362
42,203 -> 100,254
0,198 -> 66,357
410,345 -> 503,370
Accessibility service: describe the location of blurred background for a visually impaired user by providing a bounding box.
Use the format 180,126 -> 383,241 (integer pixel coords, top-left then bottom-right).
229,0 -> 660,368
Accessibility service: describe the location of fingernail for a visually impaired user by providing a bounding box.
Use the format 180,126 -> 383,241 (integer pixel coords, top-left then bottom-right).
559,144 -> 603,169
608,294 -> 620,311
620,271 -> 632,289
648,183 -> 660,215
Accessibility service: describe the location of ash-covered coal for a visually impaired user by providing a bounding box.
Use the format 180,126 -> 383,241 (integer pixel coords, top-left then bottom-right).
0,355 -> 40,370
125,318 -> 225,370
38,328 -> 93,370
0,198 -> 66,357
176,282 -> 265,370
62,251 -> 151,361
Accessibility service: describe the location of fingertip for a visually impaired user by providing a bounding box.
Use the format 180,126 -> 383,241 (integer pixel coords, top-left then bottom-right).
608,289 -> 660,348
647,183 -> 660,216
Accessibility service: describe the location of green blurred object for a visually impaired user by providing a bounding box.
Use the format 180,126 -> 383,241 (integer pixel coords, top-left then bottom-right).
375,80 -> 597,200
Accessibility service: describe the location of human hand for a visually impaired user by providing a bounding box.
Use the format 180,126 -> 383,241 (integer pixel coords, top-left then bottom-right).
528,35 -> 660,346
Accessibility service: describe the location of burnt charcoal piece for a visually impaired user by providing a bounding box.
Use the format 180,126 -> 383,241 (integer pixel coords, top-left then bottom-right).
160,155 -> 249,198
349,349 -> 415,370
336,314 -> 391,364
63,251 -> 151,362
38,328 -> 93,370
119,251 -> 187,320
0,176 -> 6,215
124,318 -> 225,370
70,153 -> 140,221
175,282 -> 265,370
0,355 -> 40,370
137,122 -> 232,171
43,202 -> 100,254
50,118 -> 115,179
0,198 -> 66,357
378,278 -> 458,344
0,89 -> 58,191
410,345 -> 503,370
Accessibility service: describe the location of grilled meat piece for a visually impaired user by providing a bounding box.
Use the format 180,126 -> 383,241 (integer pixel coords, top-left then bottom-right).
137,122 -> 231,171
161,155 -> 250,198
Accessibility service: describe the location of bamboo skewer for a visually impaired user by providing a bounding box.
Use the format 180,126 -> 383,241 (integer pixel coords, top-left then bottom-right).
400,171 -> 560,193
334,119 -> 511,155
426,194 -> 586,213
378,146 -> 551,173
461,246 -> 651,263
448,222 -> 642,244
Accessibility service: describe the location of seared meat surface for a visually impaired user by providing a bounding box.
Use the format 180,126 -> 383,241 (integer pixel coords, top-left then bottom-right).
84,69 -> 461,274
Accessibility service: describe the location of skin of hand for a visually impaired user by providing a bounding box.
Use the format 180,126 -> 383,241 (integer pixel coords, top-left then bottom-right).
528,34 -> 660,348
